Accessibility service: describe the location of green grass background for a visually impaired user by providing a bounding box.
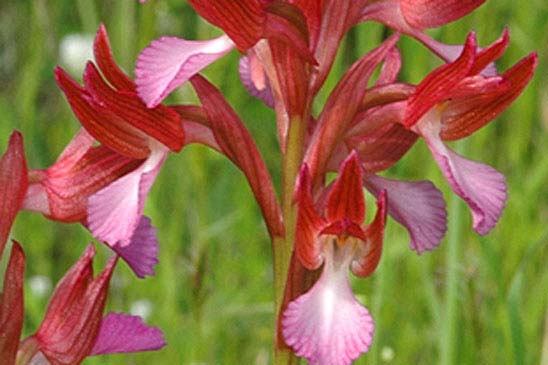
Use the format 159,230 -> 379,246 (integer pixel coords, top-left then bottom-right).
0,0 -> 547,364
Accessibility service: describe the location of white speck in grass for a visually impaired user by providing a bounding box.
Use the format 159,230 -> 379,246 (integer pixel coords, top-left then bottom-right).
28,275 -> 52,298
254,348 -> 269,365
130,299 -> 153,321
381,346 -> 395,362
59,34 -> 94,75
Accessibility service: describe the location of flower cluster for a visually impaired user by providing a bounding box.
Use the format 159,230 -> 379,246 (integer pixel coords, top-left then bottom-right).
1,0 -> 536,364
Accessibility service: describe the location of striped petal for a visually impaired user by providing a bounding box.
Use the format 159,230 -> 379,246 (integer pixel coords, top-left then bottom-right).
418,113 -> 507,235
283,245 -> 374,365
136,35 -> 234,108
364,174 -> 447,253
90,313 -> 165,355
87,148 -> 167,246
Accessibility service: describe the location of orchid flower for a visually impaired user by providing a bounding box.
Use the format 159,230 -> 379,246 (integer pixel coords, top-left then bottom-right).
1,243 -> 166,365
359,0 -> 488,66
282,152 -> 386,365
54,25 -> 184,252
21,129 -> 159,278
401,32 -> 537,234
136,0 -> 314,108
0,138 -> 165,365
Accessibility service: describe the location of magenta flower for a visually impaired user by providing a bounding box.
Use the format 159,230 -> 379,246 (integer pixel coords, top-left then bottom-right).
21,128 -> 159,278
402,32 -> 537,234
282,152 -> 387,365
1,243 -> 165,365
360,0 -> 487,65
136,0 -> 313,108
0,137 -> 165,365
55,25 -> 183,246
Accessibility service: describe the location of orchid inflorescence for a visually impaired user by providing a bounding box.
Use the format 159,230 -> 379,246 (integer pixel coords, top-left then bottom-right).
0,0 -> 536,364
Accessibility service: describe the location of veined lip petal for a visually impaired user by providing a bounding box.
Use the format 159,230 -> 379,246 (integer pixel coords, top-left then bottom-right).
110,216 -> 159,278
363,174 -> 447,253
90,312 -> 166,355
416,110 -> 507,235
282,244 -> 374,365
87,147 -> 168,246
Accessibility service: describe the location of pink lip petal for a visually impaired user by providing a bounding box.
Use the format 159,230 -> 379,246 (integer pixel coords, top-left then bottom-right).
111,216 -> 159,278
420,125 -> 507,235
90,312 -> 166,355
282,255 -> 374,365
87,150 -> 167,246
363,174 -> 447,253
136,35 -> 235,108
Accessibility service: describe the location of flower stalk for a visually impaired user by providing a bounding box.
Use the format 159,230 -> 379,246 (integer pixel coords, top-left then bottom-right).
275,115 -> 307,364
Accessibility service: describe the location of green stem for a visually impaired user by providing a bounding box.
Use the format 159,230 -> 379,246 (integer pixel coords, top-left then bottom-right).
440,141 -> 466,365
273,116 -> 306,364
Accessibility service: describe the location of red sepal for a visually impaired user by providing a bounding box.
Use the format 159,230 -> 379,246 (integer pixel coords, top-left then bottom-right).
0,241 -> 25,364
403,32 -> 477,128
55,67 -> 150,159
189,0 -> 266,52
0,132 -> 28,258
295,164 -> 325,270
351,190 -> 387,278
35,245 -> 117,365
264,2 -> 315,120
93,24 -> 135,92
83,63 -> 184,152
305,34 -> 399,183
320,219 -> 366,241
40,145 -> 142,223
400,0 -> 485,30
469,28 -> 509,76
326,152 -> 365,224
309,0 -> 369,94
291,0 -> 324,49
190,75 -> 283,238
348,122 -> 418,173
441,52 -> 538,140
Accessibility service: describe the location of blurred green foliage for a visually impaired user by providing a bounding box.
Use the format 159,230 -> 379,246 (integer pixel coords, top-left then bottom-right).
0,1 -> 547,364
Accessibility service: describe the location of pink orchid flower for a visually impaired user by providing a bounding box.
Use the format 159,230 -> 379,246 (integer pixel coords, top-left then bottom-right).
401,32 -> 537,235
1,243 -> 165,365
136,0 -> 313,108
360,0 -> 487,66
334,30 -> 536,250
282,152 -> 387,365
54,25 -> 184,253
21,129 -> 159,278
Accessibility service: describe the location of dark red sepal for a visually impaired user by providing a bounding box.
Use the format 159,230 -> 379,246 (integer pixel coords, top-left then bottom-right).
0,241 -> 25,365
403,32 -> 477,128
326,152 -> 365,224
0,132 -> 28,259
190,75 -> 284,238
351,190 -> 387,278
189,0 -> 266,52
55,67 -> 151,159
83,63 -> 184,152
34,245 -> 117,365
294,164 -> 325,270
441,52 -> 538,140
93,24 -> 135,92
